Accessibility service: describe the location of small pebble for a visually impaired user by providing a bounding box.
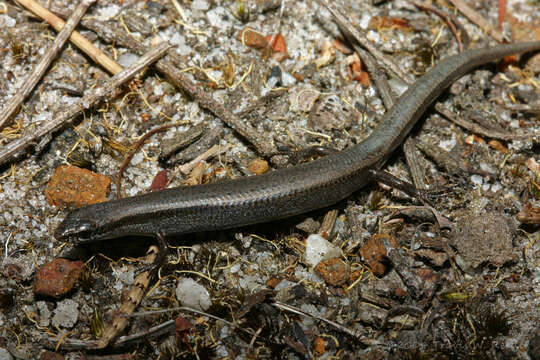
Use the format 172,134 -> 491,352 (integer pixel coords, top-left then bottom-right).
238,27 -> 270,50
34,259 -> 84,298
191,0 -> 209,10
52,299 -> 79,328
303,234 -> 341,268
313,337 -> 326,356
45,165 -> 110,209
359,234 -> 398,276
314,257 -> 350,286
36,301 -> 51,327
248,159 -> 269,175
175,278 -> 211,311
117,53 -> 139,67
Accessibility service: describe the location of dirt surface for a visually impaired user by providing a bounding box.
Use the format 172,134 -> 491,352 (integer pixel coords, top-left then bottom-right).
0,0 -> 539,359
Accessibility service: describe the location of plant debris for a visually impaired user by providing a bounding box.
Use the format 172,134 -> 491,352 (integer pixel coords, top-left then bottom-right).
0,0 -> 539,358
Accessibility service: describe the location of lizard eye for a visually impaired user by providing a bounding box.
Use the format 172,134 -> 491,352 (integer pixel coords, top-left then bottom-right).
55,218 -> 95,241
75,222 -> 92,233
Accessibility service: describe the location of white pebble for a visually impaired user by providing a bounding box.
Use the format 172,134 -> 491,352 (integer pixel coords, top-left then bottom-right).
98,4 -> 120,19
439,135 -> 457,152
118,53 -> 139,67
175,278 -> 211,311
191,0 -> 209,10
0,14 -> 16,27
303,234 -> 341,268
470,174 -> 483,186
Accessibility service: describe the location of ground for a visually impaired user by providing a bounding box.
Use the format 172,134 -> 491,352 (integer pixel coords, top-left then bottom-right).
0,0 -> 539,359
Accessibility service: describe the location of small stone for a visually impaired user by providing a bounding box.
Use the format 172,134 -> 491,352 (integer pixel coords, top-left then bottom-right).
45,165 -> 110,209
191,0 -> 209,10
248,159 -> 269,175
175,278 -> 211,311
149,169 -> 170,191
314,40 -> 335,69
266,34 -> 287,53
359,234 -> 398,276
266,277 -> 282,288
34,258 -> 84,298
52,299 -> 79,328
303,234 -> 341,268
453,213 -> 518,273
295,217 -> 320,234
238,27 -> 269,50
314,257 -> 350,286
313,336 -> 326,356
117,53 -> 139,67
36,301 -> 51,327
414,248 -> 449,267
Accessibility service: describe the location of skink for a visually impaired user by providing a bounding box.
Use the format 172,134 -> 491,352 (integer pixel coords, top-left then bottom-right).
55,42 -> 540,244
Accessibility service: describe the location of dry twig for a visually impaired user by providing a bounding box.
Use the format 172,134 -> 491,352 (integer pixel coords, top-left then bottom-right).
505,102 -> 540,113
155,61 -> 276,158
0,0 -> 96,130
117,122 -> 186,199
447,0 -> 505,43
46,304 -> 260,351
23,0 -> 277,159
15,0 -> 122,74
0,42 -> 170,166
96,246 -> 159,349
159,122 -> 205,161
317,0 -> 414,84
167,126 -> 222,165
46,320 -> 175,351
319,209 -> 339,238
403,138 -> 429,191
412,0 -> 464,52
352,44 -> 395,109
272,301 -> 381,346
435,103 -> 540,141
178,144 -> 230,175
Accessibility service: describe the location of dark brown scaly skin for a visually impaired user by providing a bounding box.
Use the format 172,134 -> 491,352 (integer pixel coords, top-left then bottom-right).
55,42 -> 540,244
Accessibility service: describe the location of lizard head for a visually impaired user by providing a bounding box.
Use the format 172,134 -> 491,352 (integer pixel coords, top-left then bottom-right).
54,207 -> 102,244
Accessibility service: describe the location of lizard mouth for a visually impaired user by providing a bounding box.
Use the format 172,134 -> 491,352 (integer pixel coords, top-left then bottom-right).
54,218 -> 95,243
